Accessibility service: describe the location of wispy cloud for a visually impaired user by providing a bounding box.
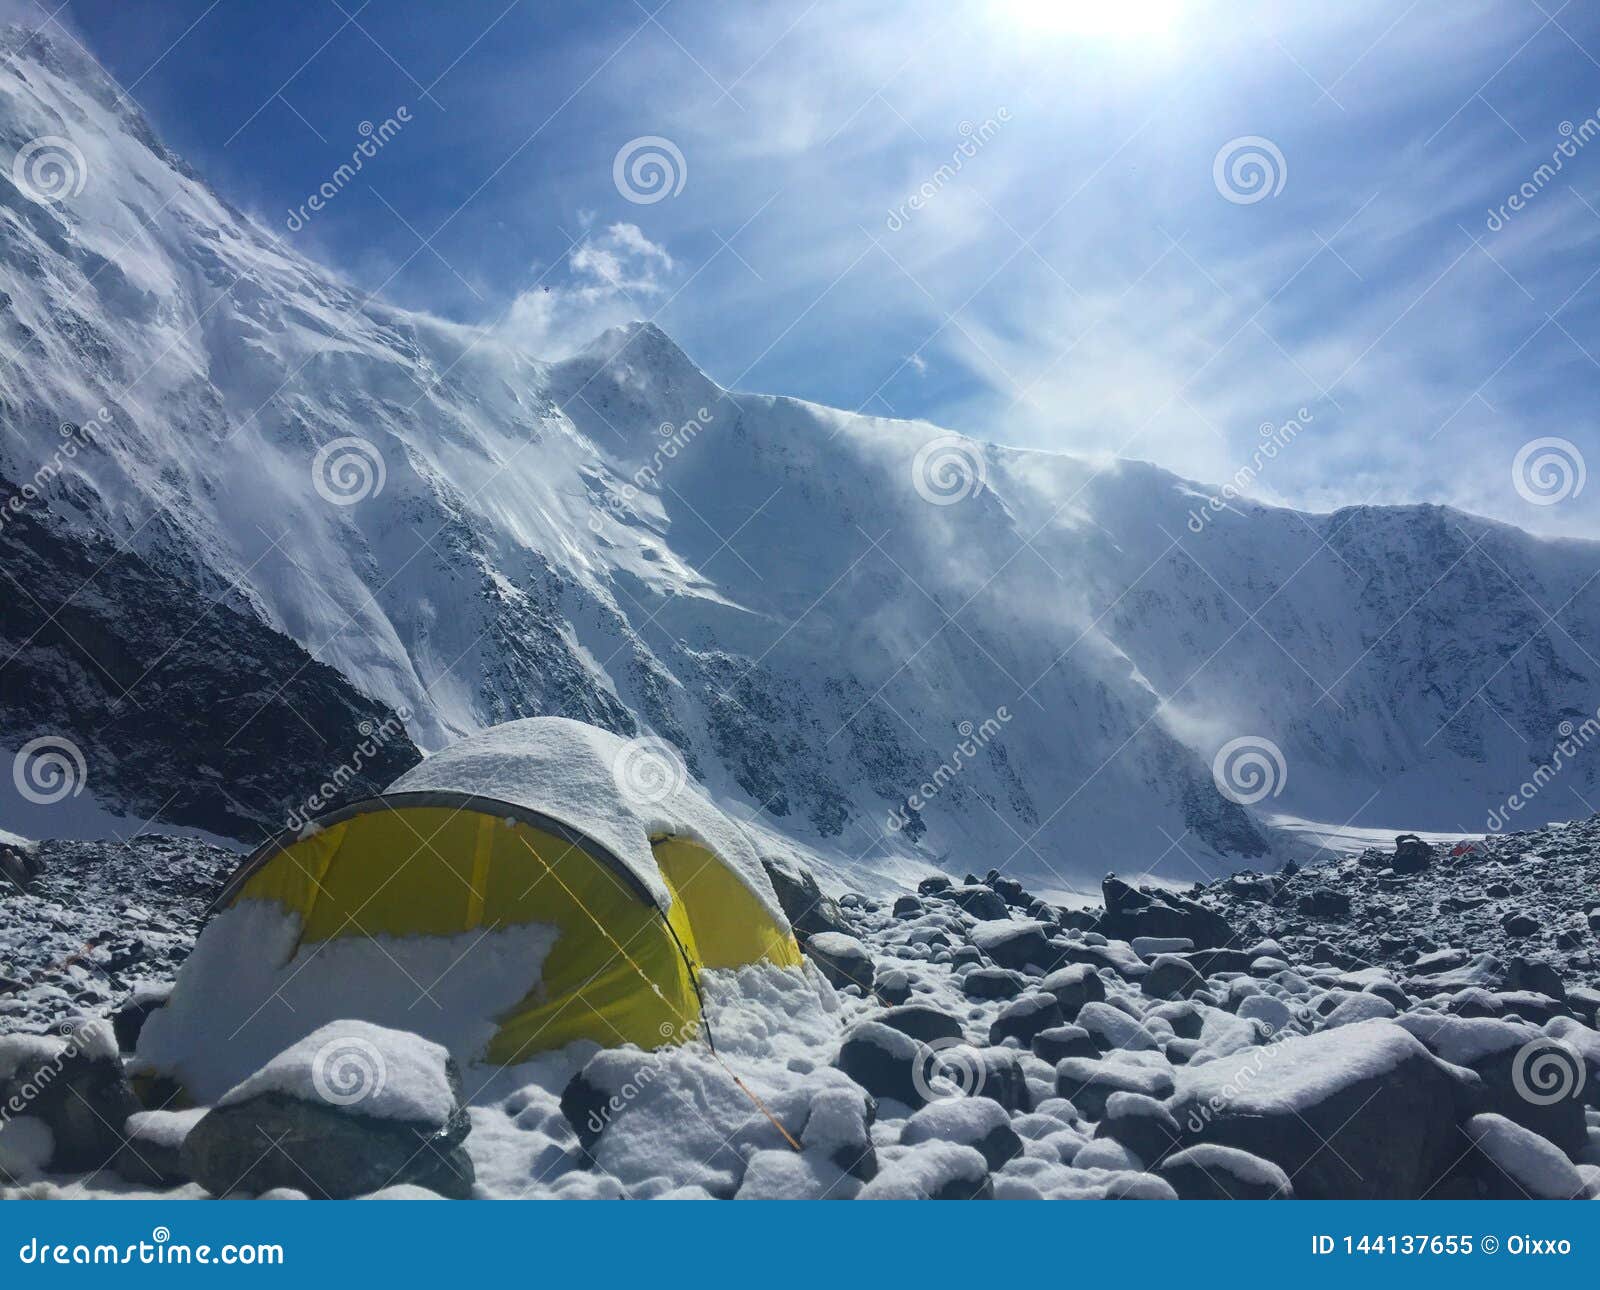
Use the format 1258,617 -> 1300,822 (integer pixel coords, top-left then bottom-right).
94,0 -> 1600,536
498,221 -> 675,358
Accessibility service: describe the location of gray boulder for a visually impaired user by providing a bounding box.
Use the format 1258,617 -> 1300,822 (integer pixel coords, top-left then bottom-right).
970,920 -> 1057,971
0,1021 -> 139,1172
1141,954 -> 1205,1000
835,1021 -> 931,1108
761,855 -> 852,938
1040,963 -> 1106,1017
1159,1144 -> 1293,1199
988,993 -> 1064,1047
877,1004 -> 964,1045
802,932 -> 876,993
183,1023 -> 474,1199
900,1097 -> 1022,1171
1167,1019 -> 1474,1199
1055,1057 -> 1174,1119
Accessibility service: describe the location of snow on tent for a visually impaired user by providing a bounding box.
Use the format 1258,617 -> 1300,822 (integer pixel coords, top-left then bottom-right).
137,718 -> 804,1103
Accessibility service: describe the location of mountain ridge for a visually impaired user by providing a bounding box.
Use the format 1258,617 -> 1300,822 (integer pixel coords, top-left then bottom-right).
2,28 -> 1599,894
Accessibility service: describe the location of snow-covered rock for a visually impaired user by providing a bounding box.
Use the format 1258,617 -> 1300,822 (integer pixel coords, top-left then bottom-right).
1462,1113 -> 1588,1199
1167,1019 -> 1475,1199
1158,1143 -> 1293,1199
181,1023 -> 474,1199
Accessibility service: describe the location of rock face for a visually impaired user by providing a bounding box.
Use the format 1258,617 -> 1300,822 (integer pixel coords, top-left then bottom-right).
1391,834 -> 1434,874
182,1024 -> 474,1199
1167,1021 -> 1472,1200
0,843 -> 42,892
1096,876 -> 1236,949
0,503 -> 420,842
761,857 -> 853,939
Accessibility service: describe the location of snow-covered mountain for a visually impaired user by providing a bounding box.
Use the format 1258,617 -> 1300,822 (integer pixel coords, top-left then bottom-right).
3,27 -> 1599,893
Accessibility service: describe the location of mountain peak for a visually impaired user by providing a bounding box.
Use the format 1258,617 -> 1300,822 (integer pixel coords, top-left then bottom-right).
575,320 -> 701,376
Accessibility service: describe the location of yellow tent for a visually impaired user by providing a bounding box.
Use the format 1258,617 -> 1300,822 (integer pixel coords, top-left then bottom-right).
138,719 -> 802,1102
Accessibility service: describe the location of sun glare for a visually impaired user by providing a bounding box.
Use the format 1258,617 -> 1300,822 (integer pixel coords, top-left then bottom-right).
995,0 -> 1184,40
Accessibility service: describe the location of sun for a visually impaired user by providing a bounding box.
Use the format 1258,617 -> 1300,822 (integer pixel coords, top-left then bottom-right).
994,0 -> 1184,40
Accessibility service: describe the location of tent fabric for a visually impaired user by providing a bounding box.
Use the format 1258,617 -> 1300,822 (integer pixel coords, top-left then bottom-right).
384,716 -> 788,925
148,721 -> 804,1080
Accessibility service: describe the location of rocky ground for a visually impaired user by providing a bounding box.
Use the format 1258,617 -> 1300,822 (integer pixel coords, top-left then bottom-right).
0,835 -> 233,1034
1193,820 -> 1600,987
2,823 -> 1599,1199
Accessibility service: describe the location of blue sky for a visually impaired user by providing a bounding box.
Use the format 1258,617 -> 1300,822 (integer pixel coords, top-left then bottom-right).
36,0 -> 1600,536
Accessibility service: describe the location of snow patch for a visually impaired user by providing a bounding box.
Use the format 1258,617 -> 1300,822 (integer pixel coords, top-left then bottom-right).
138,899 -> 558,1103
